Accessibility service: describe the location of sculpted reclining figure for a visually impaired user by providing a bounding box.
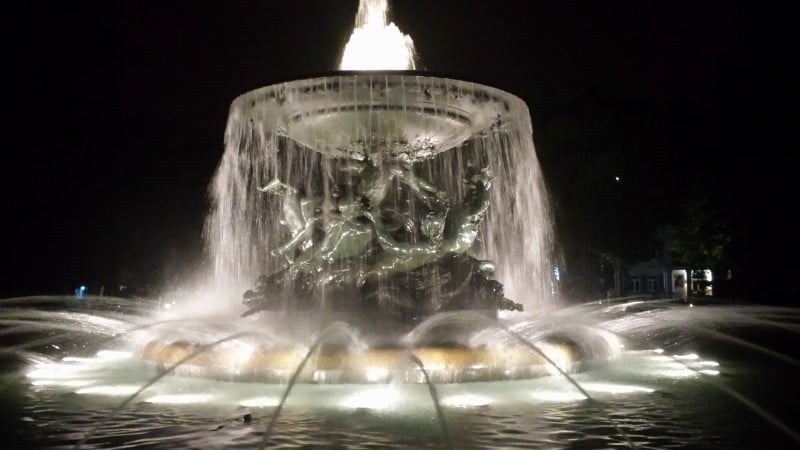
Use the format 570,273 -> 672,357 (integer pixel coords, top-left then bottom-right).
362,165 -> 494,280
342,154 -> 450,212
258,179 -> 319,263
288,195 -> 374,278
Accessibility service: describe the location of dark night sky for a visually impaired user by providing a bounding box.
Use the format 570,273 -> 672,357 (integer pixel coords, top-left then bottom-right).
4,1 -> 796,298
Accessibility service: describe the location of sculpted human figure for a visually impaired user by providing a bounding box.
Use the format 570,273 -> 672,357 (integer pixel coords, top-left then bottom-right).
243,192 -> 373,314
288,195 -> 373,277
242,163 -> 522,317
349,154 -> 449,211
245,158 -> 479,312
258,179 -> 319,262
261,155 -> 447,265
362,165 -> 494,279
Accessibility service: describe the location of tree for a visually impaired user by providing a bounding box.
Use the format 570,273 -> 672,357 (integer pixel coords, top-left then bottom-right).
669,187 -> 732,276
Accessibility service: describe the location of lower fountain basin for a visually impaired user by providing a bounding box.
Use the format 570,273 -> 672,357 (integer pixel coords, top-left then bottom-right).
6,296 -> 799,448
141,338 -> 593,384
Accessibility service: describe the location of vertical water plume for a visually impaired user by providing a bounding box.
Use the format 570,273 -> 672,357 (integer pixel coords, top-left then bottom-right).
473,122 -> 555,305
204,120 -> 295,298
339,0 -> 416,70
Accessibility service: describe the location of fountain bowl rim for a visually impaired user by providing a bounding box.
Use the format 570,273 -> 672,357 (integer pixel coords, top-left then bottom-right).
230,70 -> 529,107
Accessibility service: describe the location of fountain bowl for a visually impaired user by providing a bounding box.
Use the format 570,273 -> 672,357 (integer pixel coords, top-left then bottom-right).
228,71 -> 529,162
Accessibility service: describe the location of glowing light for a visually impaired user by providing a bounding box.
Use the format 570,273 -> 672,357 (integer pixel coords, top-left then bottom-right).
28,365 -> 85,379
32,379 -> 93,388
441,393 -> 492,408
145,394 -> 214,404
239,396 -> 280,408
339,0 -> 416,70
340,386 -> 399,410
61,356 -> 96,363
647,352 -> 721,377
76,385 -> 141,396
96,350 -> 132,360
665,362 -> 692,370
312,371 -> 330,382
623,300 -> 643,308
27,349 -> 133,387
658,369 -> 695,378
531,390 -> 587,402
61,350 -> 131,364
582,382 -> 655,394
538,343 -> 572,375
364,367 -> 389,382
233,343 -> 254,364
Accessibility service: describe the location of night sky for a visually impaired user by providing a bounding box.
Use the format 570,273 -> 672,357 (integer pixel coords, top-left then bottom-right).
5,1 -> 796,300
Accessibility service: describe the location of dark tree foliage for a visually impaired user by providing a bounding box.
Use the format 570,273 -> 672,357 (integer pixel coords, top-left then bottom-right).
669,186 -> 732,274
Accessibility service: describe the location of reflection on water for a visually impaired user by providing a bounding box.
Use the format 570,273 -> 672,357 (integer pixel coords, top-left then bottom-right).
1,295 -> 799,449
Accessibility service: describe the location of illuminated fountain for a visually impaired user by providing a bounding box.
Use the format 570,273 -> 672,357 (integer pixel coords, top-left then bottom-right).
137,0 -> 570,384
2,1 -> 799,448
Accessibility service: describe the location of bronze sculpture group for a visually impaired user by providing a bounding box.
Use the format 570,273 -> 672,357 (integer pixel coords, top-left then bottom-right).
242,154 -> 523,322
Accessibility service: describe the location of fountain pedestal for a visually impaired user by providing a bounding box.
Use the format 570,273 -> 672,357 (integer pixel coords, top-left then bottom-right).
243,252 -> 522,322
